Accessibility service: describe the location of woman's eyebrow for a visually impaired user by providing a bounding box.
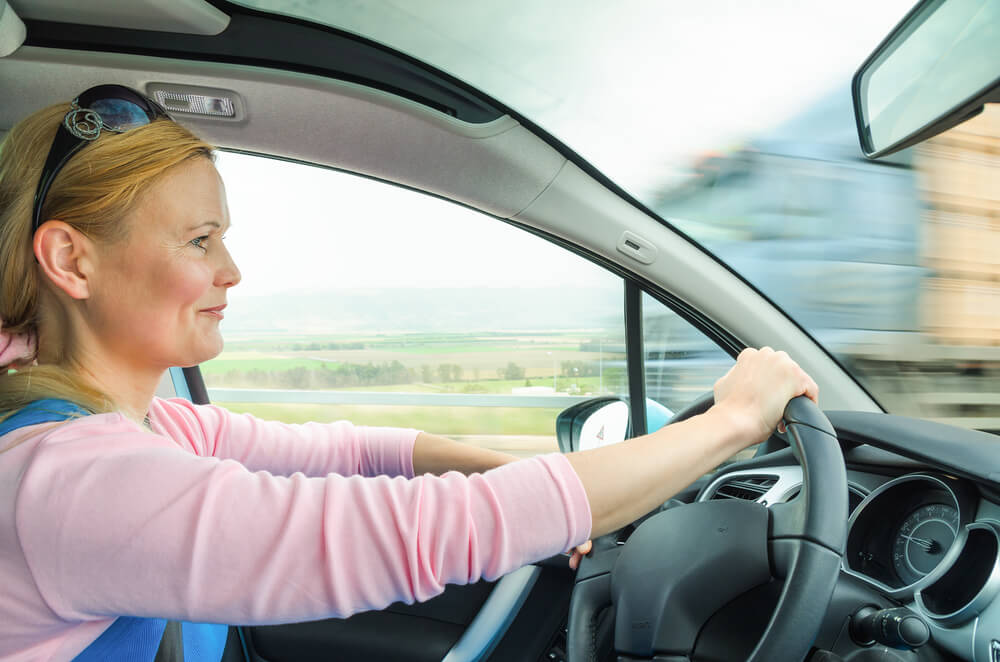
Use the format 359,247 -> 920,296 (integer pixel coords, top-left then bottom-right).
186,220 -> 232,231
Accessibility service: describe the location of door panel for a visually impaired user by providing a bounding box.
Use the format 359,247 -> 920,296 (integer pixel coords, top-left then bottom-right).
244,581 -> 494,661
239,566 -> 578,662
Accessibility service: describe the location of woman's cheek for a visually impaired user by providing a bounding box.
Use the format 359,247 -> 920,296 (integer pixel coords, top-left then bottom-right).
166,262 -> 214,305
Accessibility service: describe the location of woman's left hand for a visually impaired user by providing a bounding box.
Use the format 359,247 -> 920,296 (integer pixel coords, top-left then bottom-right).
567,539 -> 593,570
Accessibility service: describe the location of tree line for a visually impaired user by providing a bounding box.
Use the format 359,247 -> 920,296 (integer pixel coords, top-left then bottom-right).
209,360 -> 529,390
207,357 -> 616,391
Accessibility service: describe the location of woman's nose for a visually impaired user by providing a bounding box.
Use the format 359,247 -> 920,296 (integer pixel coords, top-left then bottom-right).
215,245 -> 242,288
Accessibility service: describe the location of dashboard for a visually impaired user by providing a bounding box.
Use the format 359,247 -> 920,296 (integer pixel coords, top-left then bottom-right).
694,411 -> 1000,662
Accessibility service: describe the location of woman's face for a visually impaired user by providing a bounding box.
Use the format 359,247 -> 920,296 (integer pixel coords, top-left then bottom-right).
88,157 -> 241,370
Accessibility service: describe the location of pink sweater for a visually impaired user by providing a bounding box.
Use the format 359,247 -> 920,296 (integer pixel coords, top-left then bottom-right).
0,397 -> 592,662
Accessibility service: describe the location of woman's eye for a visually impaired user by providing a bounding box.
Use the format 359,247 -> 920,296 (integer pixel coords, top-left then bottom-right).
190,235 -> 209,250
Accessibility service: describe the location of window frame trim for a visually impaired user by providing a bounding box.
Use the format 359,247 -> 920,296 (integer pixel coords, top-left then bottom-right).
624,281 -> 648,438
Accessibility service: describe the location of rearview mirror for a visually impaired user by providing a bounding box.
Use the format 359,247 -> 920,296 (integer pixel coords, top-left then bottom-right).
852,0 -> 1000,158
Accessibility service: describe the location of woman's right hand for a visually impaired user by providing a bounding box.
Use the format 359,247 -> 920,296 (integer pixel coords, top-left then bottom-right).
712,346 -> 819,448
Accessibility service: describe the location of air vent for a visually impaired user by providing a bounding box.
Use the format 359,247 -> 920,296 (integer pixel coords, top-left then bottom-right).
711,477 -> 776,501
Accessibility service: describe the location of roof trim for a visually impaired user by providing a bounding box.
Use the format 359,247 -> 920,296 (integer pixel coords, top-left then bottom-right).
21,4 -> 505,123
9,0 -> 230,36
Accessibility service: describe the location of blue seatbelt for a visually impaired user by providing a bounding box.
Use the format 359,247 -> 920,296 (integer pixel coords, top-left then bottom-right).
72,618 -> 171,662
69,620 -> 227,662
1,399 -> 229,662
0,398 -> 90,436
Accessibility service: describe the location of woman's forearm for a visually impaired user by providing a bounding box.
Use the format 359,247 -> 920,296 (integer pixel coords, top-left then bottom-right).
412,348 -> 815,546
565,403 -> 750,539
412,431 -> 519,476
412,407 -> 749,538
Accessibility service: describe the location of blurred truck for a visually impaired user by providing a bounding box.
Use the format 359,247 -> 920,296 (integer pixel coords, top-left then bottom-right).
650,88 -> 1000,432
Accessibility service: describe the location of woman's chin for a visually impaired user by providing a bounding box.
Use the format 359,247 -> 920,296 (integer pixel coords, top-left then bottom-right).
179,340 -> 224,368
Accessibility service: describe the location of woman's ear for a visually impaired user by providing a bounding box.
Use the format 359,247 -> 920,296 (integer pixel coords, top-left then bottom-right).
33,220 -> 95,300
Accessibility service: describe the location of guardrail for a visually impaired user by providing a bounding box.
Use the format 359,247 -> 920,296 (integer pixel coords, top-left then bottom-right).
206,388 -> 592,409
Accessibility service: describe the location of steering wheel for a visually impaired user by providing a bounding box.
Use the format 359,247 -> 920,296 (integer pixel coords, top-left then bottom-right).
566,395 -> 847,662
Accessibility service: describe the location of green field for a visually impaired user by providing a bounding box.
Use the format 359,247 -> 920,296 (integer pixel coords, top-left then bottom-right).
200,330 -> 625,393
217,331 -> 594,352
379,343 -> 577,355
216,402 -> 562,435
334,376 -> 612,395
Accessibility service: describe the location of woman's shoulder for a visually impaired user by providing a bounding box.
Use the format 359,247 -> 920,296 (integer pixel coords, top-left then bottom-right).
148,396 -> 226,433
1,411 -> 176,498
1,408 -> 130,446
3,398 -> 229,461
23,409 -> 167,452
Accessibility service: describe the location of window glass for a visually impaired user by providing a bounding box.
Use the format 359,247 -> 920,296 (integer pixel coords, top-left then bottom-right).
641,292 -> 755,466
231,1 -> 1000,433
205,152 -> 627,457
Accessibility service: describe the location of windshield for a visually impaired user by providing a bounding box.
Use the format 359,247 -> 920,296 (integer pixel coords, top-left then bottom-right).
231,0 -> 1000,433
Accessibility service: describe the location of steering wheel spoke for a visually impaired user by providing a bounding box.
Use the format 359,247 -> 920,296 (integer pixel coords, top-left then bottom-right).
768,498 -> 806,544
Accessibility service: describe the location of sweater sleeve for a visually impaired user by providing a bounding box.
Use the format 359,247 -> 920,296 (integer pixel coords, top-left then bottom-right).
148,397 -> 417,479
15,416 -> 592,625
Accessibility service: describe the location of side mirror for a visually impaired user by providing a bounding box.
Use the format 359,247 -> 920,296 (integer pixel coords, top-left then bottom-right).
0,1 -> 27,58
556,397 -> 674,453
853,0 -> 1000,158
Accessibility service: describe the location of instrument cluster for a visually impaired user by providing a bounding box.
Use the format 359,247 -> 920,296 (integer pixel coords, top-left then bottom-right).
845,474 -> 1000,626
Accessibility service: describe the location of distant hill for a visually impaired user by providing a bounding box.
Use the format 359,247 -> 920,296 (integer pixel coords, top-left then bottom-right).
223,286 -> 623,334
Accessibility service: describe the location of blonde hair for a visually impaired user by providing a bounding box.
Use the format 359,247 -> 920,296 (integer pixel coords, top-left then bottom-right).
0,101 -> 214,429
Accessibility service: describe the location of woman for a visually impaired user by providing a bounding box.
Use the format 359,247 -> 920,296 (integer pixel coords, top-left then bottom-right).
0,86 -> 817,661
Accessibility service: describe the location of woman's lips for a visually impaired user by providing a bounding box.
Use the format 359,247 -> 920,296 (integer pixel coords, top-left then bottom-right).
200,304 -> 226,319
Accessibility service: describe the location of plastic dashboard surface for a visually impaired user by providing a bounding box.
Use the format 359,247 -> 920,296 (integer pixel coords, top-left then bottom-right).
694,411 -> 1000,662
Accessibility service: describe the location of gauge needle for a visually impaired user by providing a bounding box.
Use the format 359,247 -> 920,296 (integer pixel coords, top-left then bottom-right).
902,535 -> 940,554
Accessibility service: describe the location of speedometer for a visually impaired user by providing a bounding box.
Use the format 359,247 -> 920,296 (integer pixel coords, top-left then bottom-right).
892,503 -> 959,586
846,475 -> 974,596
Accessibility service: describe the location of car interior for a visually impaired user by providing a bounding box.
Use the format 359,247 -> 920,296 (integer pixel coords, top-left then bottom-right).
1,0 -> 998,661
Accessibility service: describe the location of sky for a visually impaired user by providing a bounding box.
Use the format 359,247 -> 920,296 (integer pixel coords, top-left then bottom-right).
215,152 -> 622,296
219,0 -> 919,298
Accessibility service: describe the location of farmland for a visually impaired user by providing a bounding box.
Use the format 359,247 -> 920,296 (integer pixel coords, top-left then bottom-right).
201,331 -> 626,394
201,330 -> 627,454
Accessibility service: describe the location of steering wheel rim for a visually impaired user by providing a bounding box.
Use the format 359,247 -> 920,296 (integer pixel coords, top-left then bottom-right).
566,395 -> 847,662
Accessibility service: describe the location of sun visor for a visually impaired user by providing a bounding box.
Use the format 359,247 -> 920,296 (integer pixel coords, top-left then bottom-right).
0,1 -> 26,58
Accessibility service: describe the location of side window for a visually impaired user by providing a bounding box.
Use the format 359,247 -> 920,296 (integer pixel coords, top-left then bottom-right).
203,152 -> 628,457
641,292 -> 755,465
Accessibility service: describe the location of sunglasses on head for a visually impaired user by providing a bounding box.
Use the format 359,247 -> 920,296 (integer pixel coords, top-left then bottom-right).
32,84 -> 172,232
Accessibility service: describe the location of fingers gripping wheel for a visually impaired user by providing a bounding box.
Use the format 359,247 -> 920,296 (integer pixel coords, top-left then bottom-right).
566,396 -> 847,662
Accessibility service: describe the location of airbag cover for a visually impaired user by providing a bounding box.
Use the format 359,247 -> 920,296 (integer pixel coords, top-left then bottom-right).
611,499 -> 770,657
